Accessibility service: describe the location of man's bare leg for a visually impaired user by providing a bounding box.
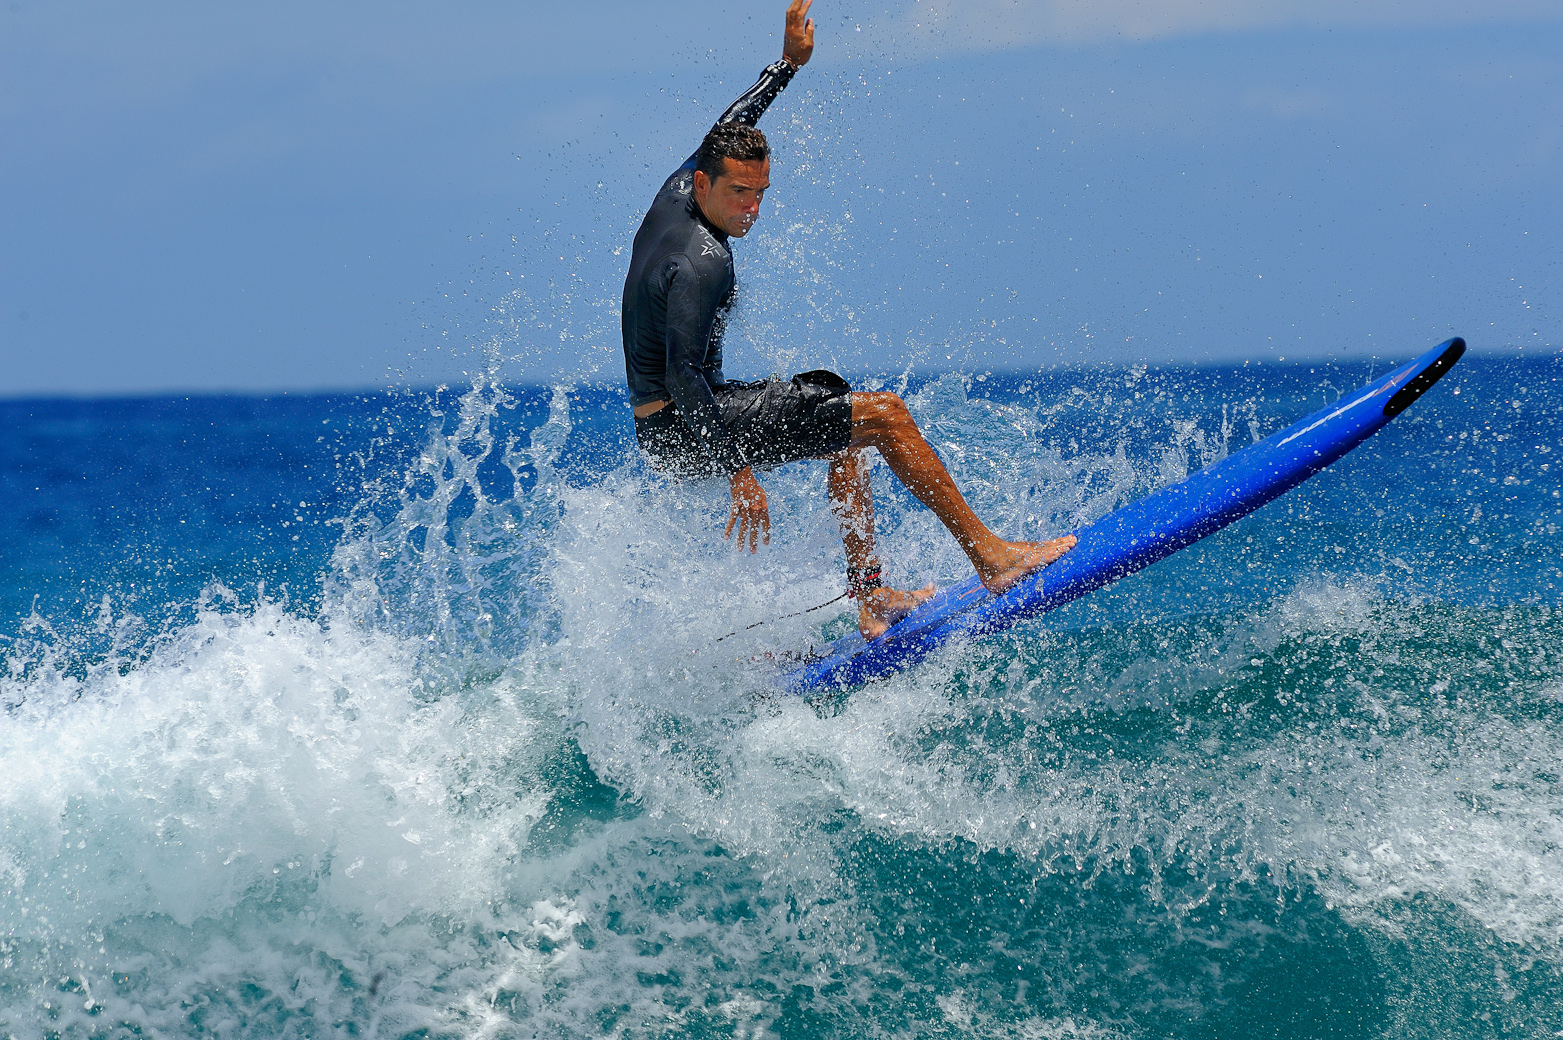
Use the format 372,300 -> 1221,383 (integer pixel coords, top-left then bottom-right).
828,449 -> 934,639
847,391 -> 1076,594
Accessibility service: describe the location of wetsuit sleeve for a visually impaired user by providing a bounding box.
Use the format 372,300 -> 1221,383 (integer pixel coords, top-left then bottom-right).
714,59 -> 797,128
659,60 -> 799,191
664,255 -> 749,475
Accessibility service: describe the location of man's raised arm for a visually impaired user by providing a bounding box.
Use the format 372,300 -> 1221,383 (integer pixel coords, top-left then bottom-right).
715,0 -> 814,127
661,0 -> 815,186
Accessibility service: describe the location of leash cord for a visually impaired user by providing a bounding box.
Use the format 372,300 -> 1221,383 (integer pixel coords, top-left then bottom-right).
713,591 -> 851,643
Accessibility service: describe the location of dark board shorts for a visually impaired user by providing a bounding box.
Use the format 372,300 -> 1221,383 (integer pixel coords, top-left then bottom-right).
635,369 -> 854,479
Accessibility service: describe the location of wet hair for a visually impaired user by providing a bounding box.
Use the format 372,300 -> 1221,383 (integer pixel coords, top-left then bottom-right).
695,123 -> 770,183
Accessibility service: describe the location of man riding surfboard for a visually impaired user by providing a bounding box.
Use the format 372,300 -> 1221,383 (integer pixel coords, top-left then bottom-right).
622,0 -> 1075,639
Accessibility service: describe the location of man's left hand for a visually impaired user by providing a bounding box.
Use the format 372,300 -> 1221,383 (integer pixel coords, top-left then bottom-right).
783,0 -> 815,69
726,466 -> 771,553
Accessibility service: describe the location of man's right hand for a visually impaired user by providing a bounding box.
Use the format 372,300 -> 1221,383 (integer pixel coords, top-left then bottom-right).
725,466 -> 771,553
783,0 -> 815,69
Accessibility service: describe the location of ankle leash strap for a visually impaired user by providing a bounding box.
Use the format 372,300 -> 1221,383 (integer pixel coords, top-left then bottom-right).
846,565 -> 883,599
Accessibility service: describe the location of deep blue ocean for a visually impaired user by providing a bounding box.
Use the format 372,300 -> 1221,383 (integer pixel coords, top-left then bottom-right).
3,352 -> 1561,1039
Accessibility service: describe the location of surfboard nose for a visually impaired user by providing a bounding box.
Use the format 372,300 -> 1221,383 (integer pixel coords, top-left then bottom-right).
1383,337 -> 1466,418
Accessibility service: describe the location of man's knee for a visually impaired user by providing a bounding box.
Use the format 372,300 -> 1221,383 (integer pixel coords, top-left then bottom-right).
851,390 -> 914,433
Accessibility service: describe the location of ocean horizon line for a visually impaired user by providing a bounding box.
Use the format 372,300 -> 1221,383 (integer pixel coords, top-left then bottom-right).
2,340 -> 1554,406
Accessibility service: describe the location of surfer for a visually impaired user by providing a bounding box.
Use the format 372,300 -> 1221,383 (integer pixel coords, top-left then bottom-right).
623,0 -> 1075,640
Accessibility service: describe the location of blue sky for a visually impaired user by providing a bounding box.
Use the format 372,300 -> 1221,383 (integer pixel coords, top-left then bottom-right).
2,0 -> 1559,396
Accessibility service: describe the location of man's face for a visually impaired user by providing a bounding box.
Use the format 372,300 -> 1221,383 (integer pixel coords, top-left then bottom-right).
693,157 -> 770,238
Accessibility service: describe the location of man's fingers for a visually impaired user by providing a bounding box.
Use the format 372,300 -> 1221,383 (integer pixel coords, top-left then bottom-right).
782,0 -> 815,66
786,0 -> 812,39
728,502 -> 767,552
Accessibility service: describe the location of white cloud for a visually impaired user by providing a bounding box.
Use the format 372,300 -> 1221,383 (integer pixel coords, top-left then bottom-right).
883,0 -> 1563,51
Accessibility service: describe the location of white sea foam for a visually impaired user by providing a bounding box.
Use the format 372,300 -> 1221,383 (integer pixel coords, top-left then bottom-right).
1,600 -> 559,929
0,596 -> 573,1034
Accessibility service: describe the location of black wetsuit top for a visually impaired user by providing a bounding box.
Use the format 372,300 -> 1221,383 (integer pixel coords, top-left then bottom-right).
621,59 -> 797,475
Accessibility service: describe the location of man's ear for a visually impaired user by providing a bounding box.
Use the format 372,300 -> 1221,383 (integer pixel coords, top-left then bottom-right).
693,169 -> 710,196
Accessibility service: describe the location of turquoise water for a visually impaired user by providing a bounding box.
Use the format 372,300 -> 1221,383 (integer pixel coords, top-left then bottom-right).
2,354 -> 1561,1038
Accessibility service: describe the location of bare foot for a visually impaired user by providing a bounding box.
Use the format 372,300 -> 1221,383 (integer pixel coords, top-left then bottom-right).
974,534 -> 1077,595
858,583 -> 936,640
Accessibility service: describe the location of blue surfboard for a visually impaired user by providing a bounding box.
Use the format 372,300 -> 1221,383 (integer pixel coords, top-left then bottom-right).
779,337 -> 1466,693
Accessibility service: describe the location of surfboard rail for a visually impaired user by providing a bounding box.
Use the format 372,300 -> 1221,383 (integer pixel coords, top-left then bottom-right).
779,338 -> 1466,693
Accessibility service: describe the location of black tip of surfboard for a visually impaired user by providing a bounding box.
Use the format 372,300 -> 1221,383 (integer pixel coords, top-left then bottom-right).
1383,337 -> 1466,419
